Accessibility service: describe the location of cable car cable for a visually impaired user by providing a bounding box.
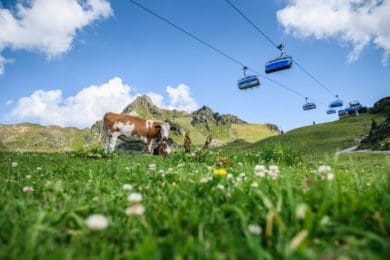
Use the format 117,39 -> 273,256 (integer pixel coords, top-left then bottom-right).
127,0 -> 321,102
224,0 -> 338,98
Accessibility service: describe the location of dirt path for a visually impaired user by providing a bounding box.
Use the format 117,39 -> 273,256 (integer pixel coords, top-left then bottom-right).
336,146 -> 390,155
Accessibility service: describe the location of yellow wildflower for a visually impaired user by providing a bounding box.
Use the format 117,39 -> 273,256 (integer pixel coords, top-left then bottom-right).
214,168 -> 227,176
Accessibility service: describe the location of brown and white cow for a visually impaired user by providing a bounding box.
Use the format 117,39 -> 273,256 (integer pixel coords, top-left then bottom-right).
103,112 -> 171,154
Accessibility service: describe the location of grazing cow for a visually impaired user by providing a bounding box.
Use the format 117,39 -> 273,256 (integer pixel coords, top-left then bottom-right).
103,112 -> 170,154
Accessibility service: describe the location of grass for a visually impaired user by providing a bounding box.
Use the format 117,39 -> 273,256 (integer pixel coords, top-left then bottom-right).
0,148 -> 389,259
220,113 -> 387,156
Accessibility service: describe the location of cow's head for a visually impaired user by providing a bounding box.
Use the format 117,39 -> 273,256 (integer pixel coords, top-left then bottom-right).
160,121 -> 170,140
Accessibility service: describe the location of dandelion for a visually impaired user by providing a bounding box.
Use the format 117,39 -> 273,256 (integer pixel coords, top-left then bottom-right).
123,184 -> 133,190
295,203 -> 308,220
248,224 -> 262,235
251,182 -> 259,188
148,164 -> 157,171
254,165 -> 266,177
125,204 -> 145,216
23,186 -> 34,193
128,192 -> 143,203
12,162 -> 18,167
85,214 -> 109,230
214,168 -> 227,176
25,175 -> 32,179
268,165 -> 280,180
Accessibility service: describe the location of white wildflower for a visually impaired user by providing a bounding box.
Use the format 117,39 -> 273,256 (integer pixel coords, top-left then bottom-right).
254,165 -> 266,177
36,167 -> 42,171
268,165 -> 280,180
217,184 -> 225,190
240,172 -> 246,178
320,215 -> 330,226
251,182 -> 259,188
23,186 -> 34,193
295,203 -> 308,220
248,224 -> 262,235
12,162 -> 18,167
128,192 -> 143,203
85,214 -> 109,230
125,204 -> 145,216
199,177 -> 209,183
123,184 -> 133,190
227,173 -> 234,180
148,164 -> 157,171
25,175 -> 32,179
326,173 -> 335,181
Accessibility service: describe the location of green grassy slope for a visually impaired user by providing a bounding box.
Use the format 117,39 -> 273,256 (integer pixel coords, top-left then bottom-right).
0,123 -> 98,152
220,113 -> 387,155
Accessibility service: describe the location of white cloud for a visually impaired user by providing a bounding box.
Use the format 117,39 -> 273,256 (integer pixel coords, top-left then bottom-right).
0,0 -> 113,74
10,77 -> 199,128
277,0 -> 390,64
166,84 -> 199,112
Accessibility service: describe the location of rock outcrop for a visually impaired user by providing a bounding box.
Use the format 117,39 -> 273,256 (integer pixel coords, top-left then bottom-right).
358,118 -> 390,151
191,106 -> 247,130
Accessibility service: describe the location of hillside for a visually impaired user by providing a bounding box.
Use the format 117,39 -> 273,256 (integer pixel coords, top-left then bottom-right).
91,95 -> 279,146
0,123 -> 96,152
220,113 -> 387,156
0,96 -> 278,152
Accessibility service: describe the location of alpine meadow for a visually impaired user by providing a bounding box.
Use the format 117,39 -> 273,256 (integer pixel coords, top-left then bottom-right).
1,0 -> 390,259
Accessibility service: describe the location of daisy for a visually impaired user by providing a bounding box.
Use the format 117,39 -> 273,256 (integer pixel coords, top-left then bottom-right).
125,204 -> 145,216
254,165 -> 266,177
148,164 -> 157,171
128,192 -> 143,203
85,214 -> 109,230
248,224 -> 262,235
23,186 -> 34,193
268,165 -> 280,180
123,184 -> 133,190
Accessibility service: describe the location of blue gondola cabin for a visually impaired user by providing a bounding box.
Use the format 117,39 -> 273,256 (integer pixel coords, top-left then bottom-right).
238,75 -> 260,90
265,56 -> 293,74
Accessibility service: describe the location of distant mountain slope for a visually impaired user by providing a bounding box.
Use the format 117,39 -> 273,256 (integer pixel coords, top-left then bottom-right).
92,95 -> 279,146
0,96 -> 278,151
0,123 -> 95,152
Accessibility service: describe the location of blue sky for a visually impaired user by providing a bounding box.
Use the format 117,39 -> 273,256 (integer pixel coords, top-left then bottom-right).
0,0 -> 389,131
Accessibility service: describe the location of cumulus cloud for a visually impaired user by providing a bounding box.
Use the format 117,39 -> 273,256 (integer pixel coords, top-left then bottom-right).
277,0 -> 390,64
10,77 -> 199,128
0,0 -> 113,74
166,84 -> 199,112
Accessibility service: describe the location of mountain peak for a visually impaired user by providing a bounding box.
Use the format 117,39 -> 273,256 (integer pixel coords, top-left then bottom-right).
122,95 -> 157,114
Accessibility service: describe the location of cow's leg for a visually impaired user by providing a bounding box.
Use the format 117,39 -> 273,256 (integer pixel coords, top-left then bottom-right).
146,138 -> 154,154
106,132 -> 119,153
